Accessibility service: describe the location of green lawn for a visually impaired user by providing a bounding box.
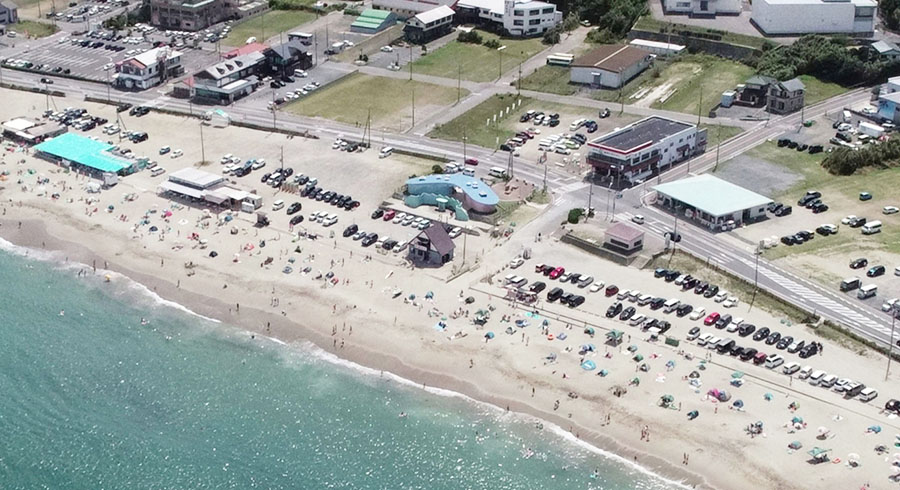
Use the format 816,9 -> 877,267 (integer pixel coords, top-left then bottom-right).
411,30 -> 544,82
633,16 -> 772,50
701,124 -> 744,146
798,75 -> 847,106
222,10 -> 315,47
284,73 -> 466,133
9,20 -> 58,38
649,55 -> 755,116
517,65 -> 579,96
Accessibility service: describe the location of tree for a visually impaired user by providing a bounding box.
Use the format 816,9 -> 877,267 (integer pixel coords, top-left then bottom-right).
431,164 -> 445,174
542,26 -> 561,45
567,208 -> 584,224
457,31 -> 483,44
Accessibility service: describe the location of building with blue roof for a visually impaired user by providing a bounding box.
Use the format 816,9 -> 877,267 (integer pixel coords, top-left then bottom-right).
34,133 -> 135,176
405,173 -> 500,217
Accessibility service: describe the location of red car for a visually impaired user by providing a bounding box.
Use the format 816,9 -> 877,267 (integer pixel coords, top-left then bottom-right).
465,158 -> 479,166
605,285 -> 619,297
383,209 -> 396,221
549,266 -> 565,279
704,312 -> 721,326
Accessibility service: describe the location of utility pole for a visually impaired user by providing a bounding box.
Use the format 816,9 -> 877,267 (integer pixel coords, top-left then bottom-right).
457,63 -> 461,104
462,129 -> 467,162
697,81 -> 703,126
887,304 -> 898,381
462,225 -> 468,264
586,169 -> 594,220
280,145 -> 284,172
105,68 -> 111,104
411,86 -> 415,130
314,32 -> 318,66
497,46 -> 506,81
714,124 -> 722,172
199,119 -> 206,164
409,45 -> 413,81
542,151 -> 548,192
517,57 -> 522,96
272,89 -> 277,129
506,148 -> 514,178
754,240 -> 761,289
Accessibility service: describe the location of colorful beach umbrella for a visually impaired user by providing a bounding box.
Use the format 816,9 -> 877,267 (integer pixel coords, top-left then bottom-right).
581,360 -> 596,371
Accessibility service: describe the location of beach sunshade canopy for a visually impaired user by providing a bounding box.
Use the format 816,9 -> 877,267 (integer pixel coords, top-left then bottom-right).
584,327 -> 595,335
731,371 -> 744,379
788,441 -> 803,450
599,369 -> 608,376
633,354 -> 644,362
607,330 -> 623,339
581,360 -> 596,371
807,447 -> 830,458
792,416 -> 803,424
484,331 -> 495,339
764,393 -> 773,401
689,370 -> 700,379
545,353 -> 557,360
660,394 -> 674,403
847,453 -> 860,463
627,344 -> 638,352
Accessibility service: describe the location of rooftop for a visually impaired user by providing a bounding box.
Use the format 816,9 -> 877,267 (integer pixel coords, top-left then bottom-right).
201,52 -> 266,80
168,168 -> 224,189
223,42 -> 269,59
456,0 -> 556,15
872,40 -> 900,54
34,133 -> 130,173
572,45 -> 652,73
418,225 -> 455,255
590,116 -> 692,154
352,8 -> 395,29
373,0 -> 457,13
759,0 -> 875,6
628,39 -> 685,51
777,78 -> 805,92
606,222 -> 644,242
880,91 -> 900,104
128,46 -> 182,68
406,173 -> 500,206
414,5 -> 455,23
653,174 -> 772,217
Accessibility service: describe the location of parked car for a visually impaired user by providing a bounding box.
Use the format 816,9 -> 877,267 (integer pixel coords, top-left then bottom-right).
606,301 -> 623,318
868,265 -> 886,277
605,285 -> 619,296
850,258 -> 868,269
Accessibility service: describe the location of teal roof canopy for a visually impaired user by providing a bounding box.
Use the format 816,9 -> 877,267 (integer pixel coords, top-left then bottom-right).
653,174 -> 772,218
35,133 -> 130,173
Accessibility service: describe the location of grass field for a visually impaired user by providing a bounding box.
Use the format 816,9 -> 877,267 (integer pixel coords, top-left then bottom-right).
284,73 -> 466,133
650,55 -> 755,116
517,65 -> 579,96
427,94 -> 602,149
798,75 -> 847,106
223,10 -> 315,47
633,16 -> 771,50
701,124 -> 744,146
9,20 -> 58,38
411,30 -> 544,82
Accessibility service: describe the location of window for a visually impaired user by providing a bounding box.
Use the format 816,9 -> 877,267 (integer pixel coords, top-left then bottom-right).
529,9 -> 540,15
513,19 -> 523,25
529,18 -> 540,25
542,7 -> 554,13
514,9 -> 523,15
676,1 -> 690,6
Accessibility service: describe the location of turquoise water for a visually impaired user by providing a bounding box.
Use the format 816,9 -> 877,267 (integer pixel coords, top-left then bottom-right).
0,246 -> 682,489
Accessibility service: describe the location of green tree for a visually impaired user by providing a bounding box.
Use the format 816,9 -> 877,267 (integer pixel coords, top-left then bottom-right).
567,208 -> 584,224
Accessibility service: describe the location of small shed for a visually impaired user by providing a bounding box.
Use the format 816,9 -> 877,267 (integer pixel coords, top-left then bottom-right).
602,222 -> 644,255
351,9 -> 397,34
408,225 -> 455,267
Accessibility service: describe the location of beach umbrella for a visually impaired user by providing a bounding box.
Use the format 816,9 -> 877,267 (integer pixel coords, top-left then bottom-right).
484,331 -> 495,340
867,425 -> 882,434
598,369 -> 608,377
545,353 -> 557,361
425,291 -> 434,299
731,371 -> 744,379
627,344 -> 638,352
687,410 -> 699,420
764,393 -> 773,401
792,416 -> 803,424
633,354 -> 644,362
209,251 -> 218,257
581,360 -> 596,371
847,453 -> 860,464
666,360 -> 675,369
149,226 -> 158,232
584,327 -> 595,335
689,370 -> 700,379
558,333 -> 568,340
817,426 -> 829,435
788,441 -> 803,450
733,399 -> 744,408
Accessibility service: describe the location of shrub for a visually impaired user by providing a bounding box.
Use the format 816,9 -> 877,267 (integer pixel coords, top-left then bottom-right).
431,164 -> 445,174
542,27 -> 561,45
567,208 -> 584,224
458,30 -> 483,44
484,38 -> 501,49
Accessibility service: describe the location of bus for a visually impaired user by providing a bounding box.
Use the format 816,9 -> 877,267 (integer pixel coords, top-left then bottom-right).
288,32 -> 314,45
546,53 -> 574,66
488,167 -> 508,178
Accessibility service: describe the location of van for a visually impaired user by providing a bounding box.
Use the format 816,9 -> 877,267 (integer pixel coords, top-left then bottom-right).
819,374 -> 837,388
858,284 -> 878,299
859,387 -> 879,402
629,314 -> 646,327
638,294 -> 653,306
150,167 -> 166,177
840,277 -> 861,292
445,162 -> 460,173
782,361 -> 801,375
379,147 -> 394,158
663,298 -> 680,313
842,110 -> 851,122
807,370 -> 826,385
462,167 -> 475,177
706,336 -> 722,349
765,354 -> 784,369
488,167 -> 508,178
272,199 -> 285,211
862,220 -> 882,235
716,338 -> 735,354
697,333 -> 713,346
569,118 -> 585,131
798,366 -> 813,379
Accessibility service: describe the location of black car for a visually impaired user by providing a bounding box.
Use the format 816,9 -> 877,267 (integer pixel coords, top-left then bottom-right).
282,75 -> 295,83
569,295 -> 586,308
619,306 -> 636,321
649,297 -> 665,310
774,205 -> 792,217
694,282 -> 709,295
752,326 -> 771,342
657,321 -> 671,334
261,172 -> 272,183
300,186 -> 313,197
798,343 -> 818,358
371,208 -> 384,219
715,314 -> 732,330
599,108 -> 610,118
664,231 -> 682,243
683,278 -> 699,290
812,203 -> 829,214
850,258 -> 868,269
767,201 -> 783,213
344,200 -> 360,210
867,265 -> 886,277
547,287 -> 564,302
717,339 -> 736,354
738,323 -> 756,337
730,344 -> 745,357
383,239 -> 398,251
816,225 -> 835,236
286,202 -> 302,214
796,230 -> 814,241
39,77 -> 53,84
560,293 -> 575,306
568,273 -> 581,284
361,233 -> 378,247
676,304 -> 693,317
342,224 -> 358,237
654,268 -> 668,278
765,331 -> 781,345
787,340 -> 805,354
295,175 -> 309,185
606,301 -> 623,318
665,270 -> 680,282
117,103 -> 132,113
776,336 -> 793,350
798,191 -> 821,206
529,281 -> 547,293
804,198 -> 821,209
703,285 -> 719,298
849,217 -> 867,228
740,348 -> 758,361
781,235 -> 796,246
289,215 -> 304,226
548,119 -> 560,127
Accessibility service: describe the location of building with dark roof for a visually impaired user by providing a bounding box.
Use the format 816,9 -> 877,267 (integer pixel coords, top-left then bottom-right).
0,0 -> 18,25
569,45 -> 653,88
586,116 -> 706,186
266,40 -> 312,74
408,225 -> 455,267
767,78 -> 805,115
190,51 -> 266,103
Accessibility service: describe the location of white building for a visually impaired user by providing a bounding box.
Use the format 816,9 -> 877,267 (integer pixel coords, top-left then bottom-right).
570,45 -> 653,89
372,0 -> 457,19
663,0 -> 740,17
455,0 -> 561,37
629,39 -> 685,57
751,0 -> 876,36
114,46 -> 184,90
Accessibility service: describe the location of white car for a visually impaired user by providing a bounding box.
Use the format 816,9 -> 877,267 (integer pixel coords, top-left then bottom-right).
714,290 -> 729,303
402,216 -> 414,226
449,227 -> 462,238
722,296 -> 739,308
102,62 -> 114,71
883,206 -> 899,215
323,214 -> 338,226
883,298 -> 899,312
589,281 -> 605,293
380,45 -> 393,52
841,215 -> 858,225
632,215 -> 644,225
171,149 -> 183,158
862,106 -> 877,115
251,159 -> 266,170
818,224 -> 837,234
509,257 -> 525,269
689,307 -> 706,321
221,153 -> 234,163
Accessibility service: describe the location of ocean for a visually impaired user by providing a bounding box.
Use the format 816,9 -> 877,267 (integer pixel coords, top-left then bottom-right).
0,244 -> 684,489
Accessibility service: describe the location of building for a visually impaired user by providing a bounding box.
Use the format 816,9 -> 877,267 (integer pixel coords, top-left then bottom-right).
114,47 -> 183,90
351,8 -> 398,34
408,225 -> 455,267
603,222 -> 644,256
734,75 -> 776,107
266,40 -> 312,74
405,173 -> 500,216
569,45 -> 653,89
767,78 -> 804,114
653,174 -> 772,230
372,0 -> 457,19
628,39 -> 685,57
871,40 -> 900,60
190,51 -> 266,103
34,133 -> 135,176
455,0 -> 561,37
158,168 -> 258,208
2,117 -> 66,144
876,92 -> 900,123
405,5 -> 455,43
150,0 -> 267,31
224,42 -> 269,59
586,116 -> 707,186
751,0 -> 876,36
0,0 -> 18,25
662,0 -> 740,17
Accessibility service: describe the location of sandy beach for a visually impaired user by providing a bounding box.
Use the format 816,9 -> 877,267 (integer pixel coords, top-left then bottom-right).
3,87 -> 900,490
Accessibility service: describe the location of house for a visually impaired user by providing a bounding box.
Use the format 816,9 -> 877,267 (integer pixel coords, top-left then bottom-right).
404,5 -> 455,44
662,0 -> 740,17
114,47 -> 184,90
373,0 -> 457,19
603,222 -> 644,256
0,0 -> 18,25
767,78 -> 805,114
408,225 -> 455,267
350,8 -> 398,34
569,45 -> 653,89
751,0 -> 876,36
877,92 -> 900,123
266,40 -> 312,74
734,75 -> 776,107
190,51 -> 266,103
871,40 -> 900,60
454,0 -> 561,37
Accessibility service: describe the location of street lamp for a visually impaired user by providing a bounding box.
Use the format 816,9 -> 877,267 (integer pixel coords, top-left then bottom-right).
497,45 -> 506,81
886,303 -> 899,380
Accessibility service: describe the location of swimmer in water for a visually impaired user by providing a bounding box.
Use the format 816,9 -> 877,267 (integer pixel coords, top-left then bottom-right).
140,318 -> 149,325
59,310 -> 64,316
398,412 -> 407,418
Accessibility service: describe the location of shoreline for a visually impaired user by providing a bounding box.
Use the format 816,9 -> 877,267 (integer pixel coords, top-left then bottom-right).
0,216 -> 711,489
